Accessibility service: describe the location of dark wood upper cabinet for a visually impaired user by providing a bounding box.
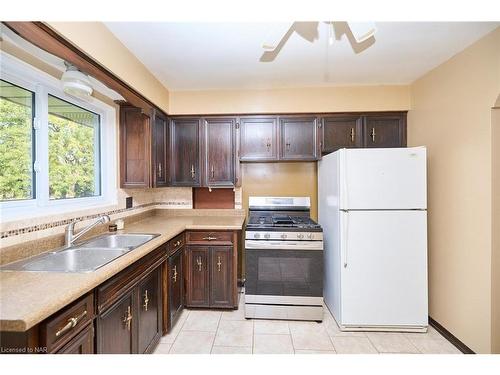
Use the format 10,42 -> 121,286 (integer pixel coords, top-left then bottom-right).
185,246 -> 210,308
204,118 -> 236,187
152,110 -> 169,187
96,291 -> 135,354
363,113 -> 407,148
170,118 -> 202,187
320,115 -> 363,154
239,116 -> 278,161
209,246 -> 234,308
279,116 -> 319,161
137,267 -> 162,354
120,106 -> 151,188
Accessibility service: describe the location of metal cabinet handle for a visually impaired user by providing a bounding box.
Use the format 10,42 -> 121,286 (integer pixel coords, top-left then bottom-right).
55,310 -> 87,337
285,141 -> 291,149
173,265 -> 178,283
191,164 -> 195,179
174,240 -> 181,247
211,165 -> 215,179
370,127 -> 376,142
350,128 -> 355,143
123,306 -> 132,331
158,162 -> 162,178
196,256 -> 202,272
143,290 -> 149,311
266,138 -> 271,150
217,256 -> 222,272
202,236 -> 217,241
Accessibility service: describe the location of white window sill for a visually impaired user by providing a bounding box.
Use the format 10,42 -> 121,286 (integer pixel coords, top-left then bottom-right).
0,196 -> 118,226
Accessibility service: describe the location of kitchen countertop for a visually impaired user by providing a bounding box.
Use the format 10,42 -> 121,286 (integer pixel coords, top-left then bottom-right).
0,214 -> 245,332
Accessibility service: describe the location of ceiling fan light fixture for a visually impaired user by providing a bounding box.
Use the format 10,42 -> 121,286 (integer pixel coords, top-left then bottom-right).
61,63 -> 93,99
347,22 -> 377,43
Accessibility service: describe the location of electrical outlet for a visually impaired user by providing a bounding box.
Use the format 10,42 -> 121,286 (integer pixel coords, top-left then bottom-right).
126,197 -> 133,209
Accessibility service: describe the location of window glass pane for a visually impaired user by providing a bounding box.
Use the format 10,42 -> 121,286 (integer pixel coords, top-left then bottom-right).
0,80 -> 34,201
48,95 -> 101,200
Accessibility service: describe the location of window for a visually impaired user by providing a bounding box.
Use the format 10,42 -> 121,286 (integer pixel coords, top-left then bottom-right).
0,80 -> 35,201
48,95 -> 101,200
0,52 -> 116,221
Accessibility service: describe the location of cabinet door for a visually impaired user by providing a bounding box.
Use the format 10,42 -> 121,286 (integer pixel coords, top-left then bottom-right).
280,116 -> 318,160
137,268 -> 162,354
167,248 -> 184,330
321,115 -> 363,154
204,118 -> 236,186
239,116 -> 278,161
57,323 -> 94,354
209,246 -> 234,308
96,291 -> 135,354
363,113 -> 407,148
120,106 -> 151,188
185,247 -> 210,307
152,110 -> 168,187
170,118 -> 201,186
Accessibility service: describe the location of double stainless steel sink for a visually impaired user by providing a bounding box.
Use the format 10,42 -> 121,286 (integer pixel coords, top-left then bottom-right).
1,233 -> 160,273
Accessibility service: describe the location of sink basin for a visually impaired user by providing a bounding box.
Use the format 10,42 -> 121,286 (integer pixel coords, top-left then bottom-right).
20,248 -> 129,273
77,233 -> 158,250
0,232 -> 160,273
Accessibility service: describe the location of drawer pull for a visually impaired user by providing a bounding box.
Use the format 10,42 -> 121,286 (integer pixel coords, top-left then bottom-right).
173,265 -> 178,282
217,256 -> 222,272
143,290 -> 149,311
196,256 -> 202,272
202,236 -> 217,241
55,310 -> 87,337
123,306 -> 132,331
174,240 -> 182,247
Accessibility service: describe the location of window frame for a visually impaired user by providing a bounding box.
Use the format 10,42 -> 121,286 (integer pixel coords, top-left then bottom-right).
0,52 -> 117,221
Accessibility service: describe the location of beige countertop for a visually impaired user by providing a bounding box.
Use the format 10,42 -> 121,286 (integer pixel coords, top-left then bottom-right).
0,214 -> 245,332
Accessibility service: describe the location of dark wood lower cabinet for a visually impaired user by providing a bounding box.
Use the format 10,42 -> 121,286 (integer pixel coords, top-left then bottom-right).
185,247 -> 210,307
209,246 -> 234,307
167,247 -> 184,330
137,267 -> 162,353
57,323 -> 94,354
96,291 -> 135,354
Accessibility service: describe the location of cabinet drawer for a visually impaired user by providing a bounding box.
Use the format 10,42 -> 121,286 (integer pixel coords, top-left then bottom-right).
168,233 -> 185,256
56,323 -> 94,354
186,231 -> 233,245
41,293 -> 94,353
97,245 -> 167,313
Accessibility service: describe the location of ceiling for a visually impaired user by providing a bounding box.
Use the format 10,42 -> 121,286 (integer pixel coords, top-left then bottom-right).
105,22 -> 499,91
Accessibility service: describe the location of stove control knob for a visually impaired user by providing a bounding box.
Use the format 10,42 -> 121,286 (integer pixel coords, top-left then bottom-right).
264,233 -> 271,239
281,234 -> 287,239
297,234 -> 304,239
253,233 -> 260,239
307,233 -> 313,239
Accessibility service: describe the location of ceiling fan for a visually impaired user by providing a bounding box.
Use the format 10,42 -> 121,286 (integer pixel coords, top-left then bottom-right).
260,21 -> 377,62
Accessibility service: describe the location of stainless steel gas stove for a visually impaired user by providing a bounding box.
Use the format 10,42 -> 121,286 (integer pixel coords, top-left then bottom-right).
244,196 -> 324,321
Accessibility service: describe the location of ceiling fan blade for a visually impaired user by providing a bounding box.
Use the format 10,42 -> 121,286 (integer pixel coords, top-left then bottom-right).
347,22 -> 377,44
260,21 -> 320,62
293,21 -> 319,43
332,21 -> 376,54
261,22 -> 294,51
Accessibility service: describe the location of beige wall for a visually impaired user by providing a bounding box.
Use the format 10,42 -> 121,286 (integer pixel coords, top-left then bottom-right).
408,27 -> 500,353
241,163 -> 318,220
492,107 -> 500,353
169,85 -> 410,114
47,22 -> 170,112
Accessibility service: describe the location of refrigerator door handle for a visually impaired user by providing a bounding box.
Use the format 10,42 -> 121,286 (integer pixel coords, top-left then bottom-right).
343,211 -> 348,268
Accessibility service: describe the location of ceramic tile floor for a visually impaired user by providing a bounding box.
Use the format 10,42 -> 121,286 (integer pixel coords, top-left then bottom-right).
154,290 -> 461,354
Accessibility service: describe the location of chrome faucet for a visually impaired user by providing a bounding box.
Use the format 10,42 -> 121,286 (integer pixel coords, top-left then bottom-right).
65,215 -> 111,247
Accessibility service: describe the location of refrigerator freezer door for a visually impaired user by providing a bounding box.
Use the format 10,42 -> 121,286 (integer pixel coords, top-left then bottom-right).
340,210 -> 428,328
339,147 -> 427,210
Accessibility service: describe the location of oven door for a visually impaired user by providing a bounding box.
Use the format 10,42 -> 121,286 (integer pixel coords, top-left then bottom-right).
245,240 -> 323,300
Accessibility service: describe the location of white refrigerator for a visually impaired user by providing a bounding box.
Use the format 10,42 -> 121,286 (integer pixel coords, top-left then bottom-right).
318,147 -> 428,332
